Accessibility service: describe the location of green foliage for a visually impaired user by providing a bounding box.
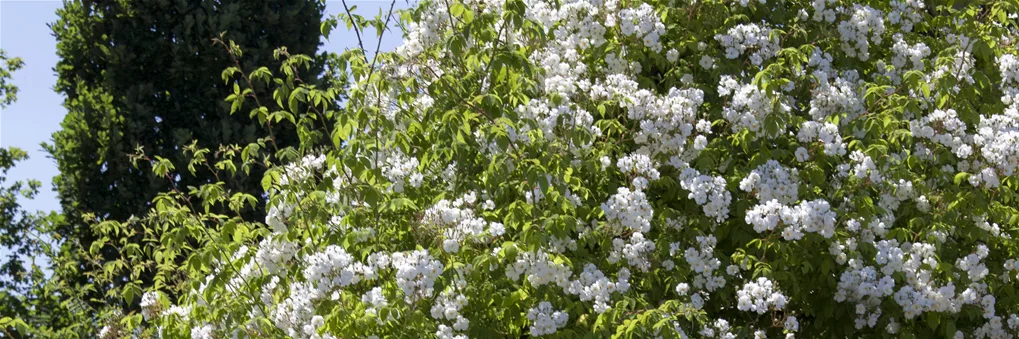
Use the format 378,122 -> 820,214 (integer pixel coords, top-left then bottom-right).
0,49 -> 24,108
0,147 -> 44,292
41,0 -> 330,333
0,58 -> 82,337
30,0 -> 1019,338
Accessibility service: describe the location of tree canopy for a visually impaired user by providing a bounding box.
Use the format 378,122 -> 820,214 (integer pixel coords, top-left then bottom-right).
45,0 -> 327,317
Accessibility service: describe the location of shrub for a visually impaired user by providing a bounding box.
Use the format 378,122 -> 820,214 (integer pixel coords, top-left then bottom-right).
86,0 -> 1019,338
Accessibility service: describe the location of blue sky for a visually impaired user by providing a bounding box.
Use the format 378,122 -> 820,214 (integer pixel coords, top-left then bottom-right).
0,0 -> 406,272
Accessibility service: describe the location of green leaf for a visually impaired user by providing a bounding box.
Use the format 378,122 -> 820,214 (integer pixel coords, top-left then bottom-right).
954,172 -> 971,185
450,2 -> 466,17
388,197 -> 419,211
945,320 -> 957,338
926,312 -> 940,330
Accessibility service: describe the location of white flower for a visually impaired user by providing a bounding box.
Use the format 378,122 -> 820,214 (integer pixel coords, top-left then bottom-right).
527,301 -> 569,336
736,277 -> 788,314
602,187 -> 654,233
795,147 -> 810,162
681,73 -> 694,84
694,135 -> 708,150
676,283 -> 690,295
140,291 -> 160,321
191,324 -> 215,339
489,222 -> 506,237
785,316 -> 799,332
667,48 -> 680,62
700,55 -> 715,69
409,172 -> 424,187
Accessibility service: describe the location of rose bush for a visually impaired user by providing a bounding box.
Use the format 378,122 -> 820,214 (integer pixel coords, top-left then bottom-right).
81,0 -> 1019,338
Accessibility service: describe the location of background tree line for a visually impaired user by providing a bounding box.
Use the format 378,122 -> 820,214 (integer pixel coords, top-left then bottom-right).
1,0 -> 342,336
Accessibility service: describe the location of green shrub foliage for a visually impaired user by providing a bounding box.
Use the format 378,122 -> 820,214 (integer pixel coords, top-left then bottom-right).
52,0 -> 1019,338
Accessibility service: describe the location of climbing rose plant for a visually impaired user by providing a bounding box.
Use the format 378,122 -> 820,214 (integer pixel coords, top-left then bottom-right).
82,0 -> 1019,338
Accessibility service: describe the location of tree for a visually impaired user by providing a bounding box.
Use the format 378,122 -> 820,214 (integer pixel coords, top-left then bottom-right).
0,49 -> 24,107
0,50 -> 82,338
63,0 -> 1019,338
1,51 -> 45,295
0,148 -> 76,337
45,0 -> 327,319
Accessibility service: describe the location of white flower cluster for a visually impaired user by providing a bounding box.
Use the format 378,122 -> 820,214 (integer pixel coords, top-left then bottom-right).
1000,54 -> 1019,85
430,289 -> 470,333
678,235 -> 726,292
436,325 -> 468,339
739,160 -> 801,204
1005,259 -> 1019,279
602,187 -> 654,233
838,5 -> 885,61
543,0 -> 607,49
266,245 -> 383,338
890,35 -> 930,72
849,150 -> 883,182
594,75 -> 704,157
254,236 -> 298,275
910,109 -> 971,159
140,291 -> 159,321
973,215 -> 1006,238
785,315 -> 800,332
931,35 -> 976,86
271,282 -> 323,339
548,235 -> 578,253
507,249 -> 631,314
516,99 -> 600,138
392,250 -> 444,303
835,263 -> 895,326
379,150 -> 422,193
527,301 -> 569,336
422,193 -> 502,253
718,76 -> 777,135
303,245 -> 378,298
714,23 -> 780,66
609,232 -> 656,272
736,277 -> 788,314
887,0 -> 924,32
745,199 -> 838,239
161,304 -> 191,323
190,324 -> 215,339
807,70 -> 865,123
798,121 -> 848,157
325,163 -> 356,203
957,245 -> 991,282
618,3 -> 666,52
974,108 -> 1019,178
506,250 -> 572,288
265,202 -> 295,233
809,0 -> 838,22
676,162 -> 732,222
361,287 -> 388,317
396,2 -> 447,58
831,240 -> 1002,327
616,153 -> 660,183
98,326 -> 113,339
700,55 -> 715,69
279,154 -> 327,186
565,265 -> 631,313
699,318 -> 735,338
